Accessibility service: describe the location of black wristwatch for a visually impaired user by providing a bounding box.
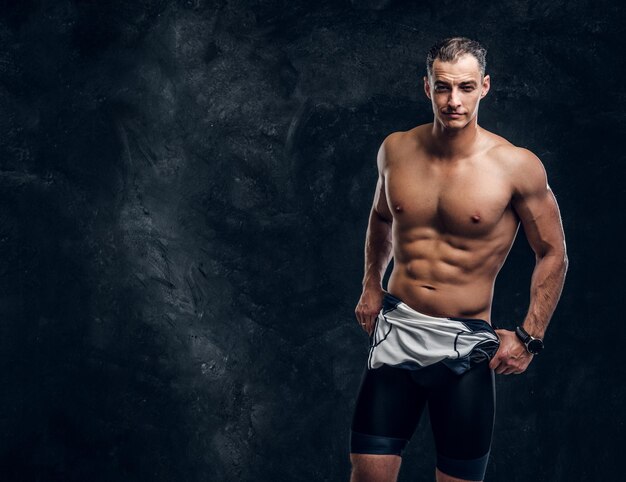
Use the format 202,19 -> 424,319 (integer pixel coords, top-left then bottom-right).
515,325 -> 544,355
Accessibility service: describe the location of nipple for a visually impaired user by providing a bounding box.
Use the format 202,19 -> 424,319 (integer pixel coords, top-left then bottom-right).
471,214 -> 481,223
394,204 -> 403,212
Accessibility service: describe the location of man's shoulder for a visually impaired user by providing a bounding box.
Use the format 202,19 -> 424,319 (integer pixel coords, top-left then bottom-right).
380,124 -> 431,152
483,134 -> 543,173
484,139 -> 547,196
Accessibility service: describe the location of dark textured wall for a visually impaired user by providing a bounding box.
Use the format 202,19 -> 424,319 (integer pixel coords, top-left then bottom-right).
0,1 -> 624,481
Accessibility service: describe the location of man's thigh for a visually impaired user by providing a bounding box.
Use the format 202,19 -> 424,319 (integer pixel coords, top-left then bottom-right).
428,360 -> 496,481
350,363 -> 427,457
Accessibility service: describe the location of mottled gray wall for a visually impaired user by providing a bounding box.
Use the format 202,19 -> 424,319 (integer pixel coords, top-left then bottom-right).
0,1 -> 624,481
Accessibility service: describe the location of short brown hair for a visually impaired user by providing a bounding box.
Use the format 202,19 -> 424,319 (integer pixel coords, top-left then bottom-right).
426,37 -> 487,79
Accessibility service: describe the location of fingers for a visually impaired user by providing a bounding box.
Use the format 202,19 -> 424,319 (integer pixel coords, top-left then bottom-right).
489,330 -> 532,375
355,306 -> 367,324
355,297 -> 382,336
364,312 -> 378,336
355,287 -> 385,337
365,318 -> 374,336
355,308 -> 363,326
490,356 -> 527,375
488,355 -> 499,371
355,310 -> 373,335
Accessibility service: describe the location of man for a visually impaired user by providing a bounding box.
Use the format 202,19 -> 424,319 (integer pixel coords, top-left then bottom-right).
349,37 -> 568,482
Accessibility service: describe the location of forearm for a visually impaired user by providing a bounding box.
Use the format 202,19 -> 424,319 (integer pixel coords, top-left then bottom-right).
362,209 -> 393,290
522,251 -> 569,338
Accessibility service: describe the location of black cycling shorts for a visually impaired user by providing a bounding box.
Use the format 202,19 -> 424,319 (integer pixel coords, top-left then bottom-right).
350,358 -> 496,481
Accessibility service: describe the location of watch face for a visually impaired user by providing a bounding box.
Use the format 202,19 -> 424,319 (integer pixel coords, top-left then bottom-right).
528,339 -> 544,354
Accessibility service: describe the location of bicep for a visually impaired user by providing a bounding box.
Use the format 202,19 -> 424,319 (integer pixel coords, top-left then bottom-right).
511,151 -> 566,258
372,139 -> 393,223
372,175 -> 393,223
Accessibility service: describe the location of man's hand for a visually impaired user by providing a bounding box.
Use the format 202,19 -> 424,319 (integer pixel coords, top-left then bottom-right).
489,329 -> 534,375
355,288 -> 384,337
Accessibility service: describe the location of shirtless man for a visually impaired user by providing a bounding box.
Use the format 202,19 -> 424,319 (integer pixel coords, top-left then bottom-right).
349,37 -> 568,482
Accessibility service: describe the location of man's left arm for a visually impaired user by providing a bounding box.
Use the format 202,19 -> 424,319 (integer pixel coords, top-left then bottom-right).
490,148 -> 569,375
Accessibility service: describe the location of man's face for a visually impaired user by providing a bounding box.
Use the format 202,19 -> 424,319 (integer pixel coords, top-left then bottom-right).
423,54 -> 490,129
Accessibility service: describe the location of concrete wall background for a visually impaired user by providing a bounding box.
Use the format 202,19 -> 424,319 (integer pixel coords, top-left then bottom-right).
0,1 -> 623,480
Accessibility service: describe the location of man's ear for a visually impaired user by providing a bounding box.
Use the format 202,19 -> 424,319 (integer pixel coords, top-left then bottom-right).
423,76 -> 431,99
480,74 -> 491,99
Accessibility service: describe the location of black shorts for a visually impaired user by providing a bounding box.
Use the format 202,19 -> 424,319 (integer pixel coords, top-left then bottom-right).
350,359 -> 496,481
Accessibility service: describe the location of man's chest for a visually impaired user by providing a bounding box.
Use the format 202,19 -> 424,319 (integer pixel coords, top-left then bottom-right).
384,160 -> 514,236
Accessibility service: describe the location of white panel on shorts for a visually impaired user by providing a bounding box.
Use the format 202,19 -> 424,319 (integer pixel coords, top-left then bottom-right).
368,292 -> 500,375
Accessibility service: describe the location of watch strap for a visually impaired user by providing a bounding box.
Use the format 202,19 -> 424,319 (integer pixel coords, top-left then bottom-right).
515,325 -> 531,344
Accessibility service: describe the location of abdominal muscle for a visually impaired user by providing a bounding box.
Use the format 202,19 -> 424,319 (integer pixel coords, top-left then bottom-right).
386,229 -> 514,324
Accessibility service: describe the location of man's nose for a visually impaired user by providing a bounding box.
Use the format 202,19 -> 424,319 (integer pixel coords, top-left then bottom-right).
447,89 -> 461,109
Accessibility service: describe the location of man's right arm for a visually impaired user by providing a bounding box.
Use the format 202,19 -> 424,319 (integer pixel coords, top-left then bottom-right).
355,137 -> 395,335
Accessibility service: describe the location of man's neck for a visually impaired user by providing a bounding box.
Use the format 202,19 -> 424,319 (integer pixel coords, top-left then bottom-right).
428,118 -> 481,160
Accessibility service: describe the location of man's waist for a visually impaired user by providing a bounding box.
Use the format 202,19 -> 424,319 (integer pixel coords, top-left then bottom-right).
381,290 -> 494,332
386,275 -> 493,323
